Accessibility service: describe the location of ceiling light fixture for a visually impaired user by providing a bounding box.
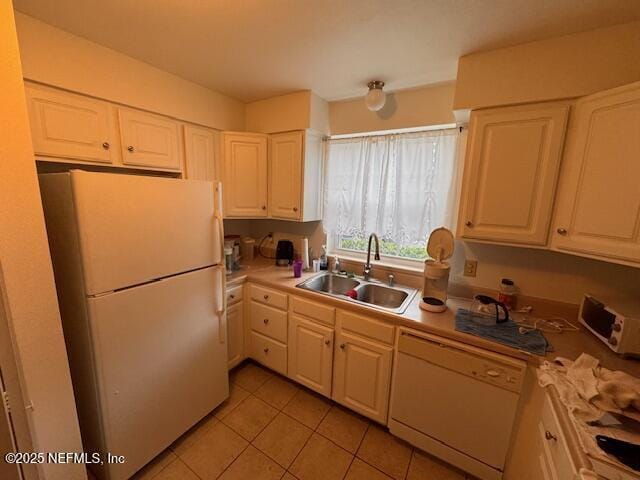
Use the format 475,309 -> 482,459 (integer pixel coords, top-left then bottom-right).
365,81 -> 386,111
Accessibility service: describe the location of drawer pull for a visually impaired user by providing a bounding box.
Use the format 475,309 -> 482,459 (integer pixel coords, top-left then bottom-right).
339,343 -> 346,350
263,318 -> 269,325
229,294 -> 235,299
325,340 -> 331,346
127,145 -> 135,153
263,294 -> 269,300
263,347 -> 269,354
545,430 -> 557,442
102,141 -> 110,150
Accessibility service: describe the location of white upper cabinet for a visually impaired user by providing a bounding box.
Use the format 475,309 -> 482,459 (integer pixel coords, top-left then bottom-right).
269,130 -> 323,222
25,82 -> 117,165
552,82 -> 640,266
118,108 -> 182,171
184,124 -> 217,182
269,131 -> 303,220
459,102 -> 570,246
222,132 -> 269,217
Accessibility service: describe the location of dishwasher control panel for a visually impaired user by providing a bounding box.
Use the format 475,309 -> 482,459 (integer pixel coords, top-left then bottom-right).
398,329 -> 526,394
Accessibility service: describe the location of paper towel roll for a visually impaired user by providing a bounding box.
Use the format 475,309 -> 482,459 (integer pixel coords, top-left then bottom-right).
302,238 -> 310,270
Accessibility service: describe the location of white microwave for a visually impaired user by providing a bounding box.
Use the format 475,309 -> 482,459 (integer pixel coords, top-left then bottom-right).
579,294 -> 640,357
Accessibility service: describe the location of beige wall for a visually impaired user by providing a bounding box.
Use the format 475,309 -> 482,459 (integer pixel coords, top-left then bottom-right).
450,241 -> 640,306
245,90 -> 330,134
14,13 -> 245,131
0,3 -> 85,479
329,82 -> 456,134
454,21 -> 640,110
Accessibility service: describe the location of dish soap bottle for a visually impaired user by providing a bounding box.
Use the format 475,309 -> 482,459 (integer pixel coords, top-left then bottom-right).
319,245 -> 328,271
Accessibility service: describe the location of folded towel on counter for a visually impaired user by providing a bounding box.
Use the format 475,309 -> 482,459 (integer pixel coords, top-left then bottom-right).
538,354 -> 640,472
454,308 -> 552,356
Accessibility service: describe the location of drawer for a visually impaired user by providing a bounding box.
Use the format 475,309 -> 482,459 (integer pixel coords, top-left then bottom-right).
250,331 -> 287,375
226,284 -> 243,305
540,393 -> 576,480
250,301 -> 288,343
291,296 -> 335,326
251,284 -> 288,310
338,310 -> 395,345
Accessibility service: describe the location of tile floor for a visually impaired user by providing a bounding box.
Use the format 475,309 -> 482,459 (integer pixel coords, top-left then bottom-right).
127,361 -> 472,480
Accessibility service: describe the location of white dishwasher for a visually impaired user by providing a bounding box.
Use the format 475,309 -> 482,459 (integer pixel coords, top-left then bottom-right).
389,328 -> 526,480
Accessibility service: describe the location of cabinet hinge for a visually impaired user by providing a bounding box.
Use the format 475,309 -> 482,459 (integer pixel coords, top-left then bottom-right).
2,390 -> 10,413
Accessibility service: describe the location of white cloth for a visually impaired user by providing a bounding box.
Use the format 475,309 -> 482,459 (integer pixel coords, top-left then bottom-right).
323,129 -> 461,251
538,354 -> 640,471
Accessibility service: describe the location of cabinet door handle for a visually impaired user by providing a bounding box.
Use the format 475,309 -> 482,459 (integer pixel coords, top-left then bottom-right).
557,228 -> 567,235
293,207 -> 298,212
465,221 -> 473,227
102,142 -> 110,150
263,347 -> 269,354
229,294 -> 235,299
127,145 -> 135,153
339,343 -> 346,350
325,340 -> 331,346
545,430 -> 557,441
263,294 -> 269,300
262,205 -> 267,210
263,318 -> 269,325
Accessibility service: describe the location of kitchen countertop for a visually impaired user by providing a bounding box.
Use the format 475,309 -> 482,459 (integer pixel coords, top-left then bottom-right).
226,261 -> 640,377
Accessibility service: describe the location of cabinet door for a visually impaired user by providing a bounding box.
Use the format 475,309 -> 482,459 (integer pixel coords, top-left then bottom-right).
184,125 -> 217,181
269,131 -> 303,220
227,301 -> 244,370
459,102 -> 570,246
25,83 -> 115,164
118,108 -> 181,171
222,132 -> 268,217
552,82 -> 640,265
333,330 -> 393,423
288,314 -> 333,397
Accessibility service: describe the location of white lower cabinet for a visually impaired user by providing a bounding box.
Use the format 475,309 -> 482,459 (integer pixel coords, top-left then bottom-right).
288,314 -> 334,397
250,331 -> 287,375
245,286 -> 394,424
332,329 -> 393,424
226,301 -> 244,370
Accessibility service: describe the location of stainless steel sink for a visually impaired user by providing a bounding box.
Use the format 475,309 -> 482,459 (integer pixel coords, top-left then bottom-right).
297,272 -> 417,314
301,273 -> 360,295
355,283 -> 409,309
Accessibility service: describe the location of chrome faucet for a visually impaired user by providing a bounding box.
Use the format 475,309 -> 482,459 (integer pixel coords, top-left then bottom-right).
363,233 -> 380,281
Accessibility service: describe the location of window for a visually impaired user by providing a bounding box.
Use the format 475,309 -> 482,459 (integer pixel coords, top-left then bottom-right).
323,127 -> 461,265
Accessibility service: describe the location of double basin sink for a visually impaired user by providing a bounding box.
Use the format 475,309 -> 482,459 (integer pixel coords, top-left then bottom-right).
296,272 -> 417,314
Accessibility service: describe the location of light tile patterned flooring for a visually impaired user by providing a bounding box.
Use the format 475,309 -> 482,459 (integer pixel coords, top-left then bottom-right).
129,361 -> 472,480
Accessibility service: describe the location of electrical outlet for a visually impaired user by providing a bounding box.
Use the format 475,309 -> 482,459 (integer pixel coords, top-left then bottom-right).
464,259 -> 478,277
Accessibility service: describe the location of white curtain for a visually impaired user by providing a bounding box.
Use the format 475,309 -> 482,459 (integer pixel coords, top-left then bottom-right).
323,128 -> 461,253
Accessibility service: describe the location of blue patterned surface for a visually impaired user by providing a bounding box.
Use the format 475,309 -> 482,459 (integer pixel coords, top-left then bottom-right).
455,309 -> 552,356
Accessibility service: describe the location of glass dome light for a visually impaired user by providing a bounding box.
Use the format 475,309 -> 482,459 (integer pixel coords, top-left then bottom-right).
365,81 -> 386,111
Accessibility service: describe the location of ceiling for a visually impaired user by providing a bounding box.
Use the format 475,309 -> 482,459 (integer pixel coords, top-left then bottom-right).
13,0 -> 640,102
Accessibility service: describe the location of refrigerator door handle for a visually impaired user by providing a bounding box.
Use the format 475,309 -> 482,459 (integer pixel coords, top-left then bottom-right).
214,182 -> 225,265
215,265 -> 226,344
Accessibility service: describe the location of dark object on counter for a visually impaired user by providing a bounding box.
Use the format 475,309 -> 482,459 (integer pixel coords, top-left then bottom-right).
275,240 -> 294,266
596,435 -> 640,471
474,294 -> 510,323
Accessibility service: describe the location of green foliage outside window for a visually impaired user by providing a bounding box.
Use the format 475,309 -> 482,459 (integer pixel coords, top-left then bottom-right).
338,236 -> 427,260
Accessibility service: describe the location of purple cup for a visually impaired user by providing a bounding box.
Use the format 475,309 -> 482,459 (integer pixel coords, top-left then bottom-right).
293,260 -> 303,278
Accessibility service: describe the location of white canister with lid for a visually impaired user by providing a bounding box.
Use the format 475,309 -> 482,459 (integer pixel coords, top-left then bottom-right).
420,227 -> 454,313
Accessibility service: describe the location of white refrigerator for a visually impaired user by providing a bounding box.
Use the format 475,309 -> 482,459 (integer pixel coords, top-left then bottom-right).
39,171 -> 228,480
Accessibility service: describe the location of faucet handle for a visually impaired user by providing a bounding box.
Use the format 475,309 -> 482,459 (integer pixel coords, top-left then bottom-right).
388,274 -> 395,287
